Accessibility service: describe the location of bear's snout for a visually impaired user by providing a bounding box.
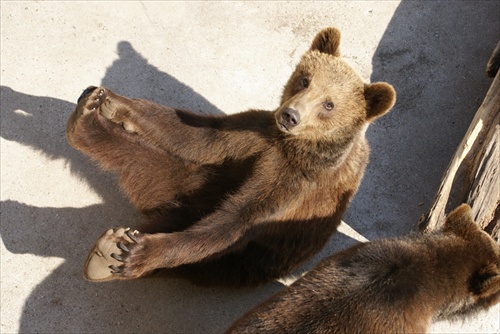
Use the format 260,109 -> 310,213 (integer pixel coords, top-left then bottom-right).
279,108 -> 301,130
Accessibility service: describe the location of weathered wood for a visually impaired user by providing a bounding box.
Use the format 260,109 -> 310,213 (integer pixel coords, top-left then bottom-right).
419,48 -> 500,239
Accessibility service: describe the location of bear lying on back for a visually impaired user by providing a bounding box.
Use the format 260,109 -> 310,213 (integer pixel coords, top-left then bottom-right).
226,204 -> 500,333
66,27 -> 396,286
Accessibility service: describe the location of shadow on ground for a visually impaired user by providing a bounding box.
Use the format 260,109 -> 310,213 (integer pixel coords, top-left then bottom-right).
1,1 -> 498,333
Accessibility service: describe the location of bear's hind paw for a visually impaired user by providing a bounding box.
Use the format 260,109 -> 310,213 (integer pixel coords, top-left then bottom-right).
93,88 -> 138,133
75,86 -> 137,133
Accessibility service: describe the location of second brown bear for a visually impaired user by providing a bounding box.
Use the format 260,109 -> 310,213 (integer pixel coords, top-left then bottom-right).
227,205 -> 500,333
66,27 -> 396,286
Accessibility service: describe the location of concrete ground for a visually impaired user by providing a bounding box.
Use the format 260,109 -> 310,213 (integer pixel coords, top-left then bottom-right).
1,1 -> 499,333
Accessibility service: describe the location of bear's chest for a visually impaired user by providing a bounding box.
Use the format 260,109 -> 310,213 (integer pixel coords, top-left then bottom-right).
266,171 -> 347,222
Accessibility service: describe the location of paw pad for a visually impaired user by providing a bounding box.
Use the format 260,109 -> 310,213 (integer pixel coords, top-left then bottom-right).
83,227 -> 139,282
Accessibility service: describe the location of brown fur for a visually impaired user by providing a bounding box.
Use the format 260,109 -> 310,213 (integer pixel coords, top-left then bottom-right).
66,28 -> 395,287
226,204 -> 500,333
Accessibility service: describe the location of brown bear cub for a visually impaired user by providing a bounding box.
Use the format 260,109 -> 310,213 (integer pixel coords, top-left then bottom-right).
226,204 -> 500,334
66,28 -> 396,286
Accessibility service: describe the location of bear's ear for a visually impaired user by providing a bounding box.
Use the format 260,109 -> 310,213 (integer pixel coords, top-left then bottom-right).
442,204 -> 479,238
310,27 -> 341,56
364,82 -> 396,121
469,264 -> 500,300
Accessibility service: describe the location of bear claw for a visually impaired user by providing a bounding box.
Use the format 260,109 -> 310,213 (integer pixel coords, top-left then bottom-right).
109,265 -> 122,274
83,227 -> 139,282
110,252 -> 124,262
117,242 -> 129,253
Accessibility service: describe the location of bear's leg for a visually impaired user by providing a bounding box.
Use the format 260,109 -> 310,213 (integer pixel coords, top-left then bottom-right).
68,86 -> 267,166
67,87 -> 204,212
68,86 -> 175,146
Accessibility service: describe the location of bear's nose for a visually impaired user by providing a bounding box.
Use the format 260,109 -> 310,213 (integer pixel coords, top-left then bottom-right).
280,108 -> 301,128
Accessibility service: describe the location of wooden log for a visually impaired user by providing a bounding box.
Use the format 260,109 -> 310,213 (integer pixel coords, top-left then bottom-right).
419,44 -> 500,240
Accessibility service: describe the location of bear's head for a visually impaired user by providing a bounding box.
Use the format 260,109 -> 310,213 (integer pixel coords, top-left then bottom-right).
276,27 -> 396,140
441,204 -> 500,316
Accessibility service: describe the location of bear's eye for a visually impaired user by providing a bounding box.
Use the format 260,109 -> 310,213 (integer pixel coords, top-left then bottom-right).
301,77 -> 309,89
323,102 -> 335,111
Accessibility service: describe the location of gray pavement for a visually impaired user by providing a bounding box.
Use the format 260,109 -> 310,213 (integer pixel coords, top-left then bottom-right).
1,1 -> 499,333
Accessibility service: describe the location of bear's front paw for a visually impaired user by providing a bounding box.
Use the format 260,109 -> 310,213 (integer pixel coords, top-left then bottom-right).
83,227 -> 145,282
109,232 -> 158,279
